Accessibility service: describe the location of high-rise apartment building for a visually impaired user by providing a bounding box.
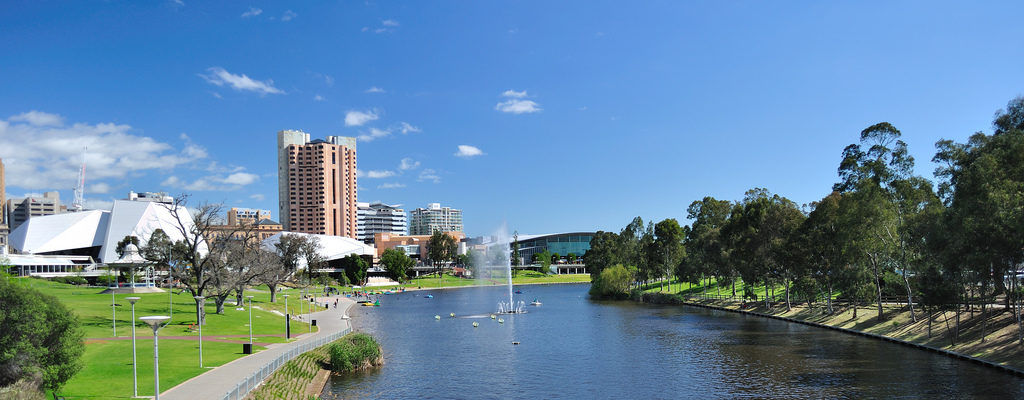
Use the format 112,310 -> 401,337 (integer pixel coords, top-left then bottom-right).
6,191 -> 64,232
357,201 -> 407,244
409,203 -> 463,235
277,130 -> 358,238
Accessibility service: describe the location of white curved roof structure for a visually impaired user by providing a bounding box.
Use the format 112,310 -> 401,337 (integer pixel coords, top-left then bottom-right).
262,232 -> 375,269
8,210 -> 109,254
9,199 -> 204,263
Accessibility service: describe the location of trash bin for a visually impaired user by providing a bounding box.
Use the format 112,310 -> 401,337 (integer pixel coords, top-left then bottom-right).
243,343 -> 253,354
312,319 -> 317,326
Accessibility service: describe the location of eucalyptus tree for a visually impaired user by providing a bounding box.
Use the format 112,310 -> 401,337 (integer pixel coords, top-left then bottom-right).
381,248 -> 414,284
584,231 -> 622,280
653,219 -> 685,292
932,97 -> 1024,342
834,122 -> 922,322
796,192 -> 844,314
164,197 -> 224,325
427,231 -> 458,279
685,197 -> 734,296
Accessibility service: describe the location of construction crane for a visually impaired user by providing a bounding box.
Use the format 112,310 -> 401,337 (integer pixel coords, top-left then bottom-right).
72,148 -> 86,212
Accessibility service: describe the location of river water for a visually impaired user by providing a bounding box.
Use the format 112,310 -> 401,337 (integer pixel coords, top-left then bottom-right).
322,283 -> 1024,399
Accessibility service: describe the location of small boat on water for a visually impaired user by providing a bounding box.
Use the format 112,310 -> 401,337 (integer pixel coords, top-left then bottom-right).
530,299 -> 542,306
514,290 -> 523,294
424,294 -> 434,298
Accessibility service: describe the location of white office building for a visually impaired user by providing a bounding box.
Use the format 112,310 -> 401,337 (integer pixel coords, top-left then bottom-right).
357,202 -> 407,243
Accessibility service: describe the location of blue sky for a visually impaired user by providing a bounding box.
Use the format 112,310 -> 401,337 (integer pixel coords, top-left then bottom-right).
1,1 -> 1023,235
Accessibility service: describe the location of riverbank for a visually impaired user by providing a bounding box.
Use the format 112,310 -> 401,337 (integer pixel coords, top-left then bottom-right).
244,332 -> 382,400
639,292 -> 1024,373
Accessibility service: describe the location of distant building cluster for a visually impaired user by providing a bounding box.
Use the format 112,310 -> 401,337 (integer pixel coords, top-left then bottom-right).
0,130 -> 510,278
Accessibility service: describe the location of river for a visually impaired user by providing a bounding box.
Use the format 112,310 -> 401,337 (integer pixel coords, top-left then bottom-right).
321,283 -> 1024,399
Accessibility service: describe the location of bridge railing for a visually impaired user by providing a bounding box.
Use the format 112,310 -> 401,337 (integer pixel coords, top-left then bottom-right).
220,327 -> 352,400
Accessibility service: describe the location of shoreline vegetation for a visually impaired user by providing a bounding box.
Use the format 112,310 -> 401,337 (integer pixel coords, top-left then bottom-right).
245,333 -> 382,400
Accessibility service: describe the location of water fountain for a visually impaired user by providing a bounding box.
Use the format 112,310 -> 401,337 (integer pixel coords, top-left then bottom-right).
487,224 -> 527,314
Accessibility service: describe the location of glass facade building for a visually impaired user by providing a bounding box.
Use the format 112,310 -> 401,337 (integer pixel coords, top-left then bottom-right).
514,232 -> 594,263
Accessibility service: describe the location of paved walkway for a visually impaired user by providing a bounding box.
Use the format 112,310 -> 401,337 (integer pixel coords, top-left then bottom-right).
160,295 -> 356,400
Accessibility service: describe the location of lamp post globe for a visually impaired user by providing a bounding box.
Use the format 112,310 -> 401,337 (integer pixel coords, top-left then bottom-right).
139,315 -> 170,400
126,297 -> 141,398
194,296 -> 205,368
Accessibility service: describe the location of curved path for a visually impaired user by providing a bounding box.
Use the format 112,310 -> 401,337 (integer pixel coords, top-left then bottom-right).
160,295 -> 356,400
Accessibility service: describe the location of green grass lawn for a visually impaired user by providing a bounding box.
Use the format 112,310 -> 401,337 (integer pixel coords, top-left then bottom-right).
62,340 -> 266,400
10,278 -> 326,399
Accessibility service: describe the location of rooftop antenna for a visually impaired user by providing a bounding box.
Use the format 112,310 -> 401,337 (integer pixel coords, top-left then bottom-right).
72,147 -> 86,212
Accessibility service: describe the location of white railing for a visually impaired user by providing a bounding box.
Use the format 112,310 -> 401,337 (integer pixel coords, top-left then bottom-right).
220,327 -> 352,400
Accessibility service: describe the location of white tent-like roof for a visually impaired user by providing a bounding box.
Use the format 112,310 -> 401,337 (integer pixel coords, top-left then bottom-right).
9,199 -> 204,263
8,210 -> 109,254
262,232 -> 375,269
98,200 -> 202,263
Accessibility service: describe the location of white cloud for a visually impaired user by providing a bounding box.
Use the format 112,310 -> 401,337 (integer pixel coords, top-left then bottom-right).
356,127 -> 391,142
382,19 -> 399,27
365,170 -> 396,179
282,10 -> 296,22
9,111 -> 64,127
365,86 -> 385,93
454,145 -> 484,158
398,157 -> 420,171
398,122 -> 421,134
495,99 -> 541,114
250,193 -> 265,201
0,112 -> 209,191
417,168 -> 441,183
502,89 -> 528,98
496,90 -> 541,114
377,183 -> 406,189
201,67 -> 284,95
314,95 -> 325,101
222,172 -> 259,186
89,182 -> 111,194
211,92 -> 222,99
345,109 -> 379,126
241,7 -> 262,18
173,0 -> 184,6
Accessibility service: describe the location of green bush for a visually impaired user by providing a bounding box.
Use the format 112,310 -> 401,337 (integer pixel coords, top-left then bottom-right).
328,333 -> 381,373
0,278 -> 85,394
48,276 -> 87,286
588,264 -> 633,299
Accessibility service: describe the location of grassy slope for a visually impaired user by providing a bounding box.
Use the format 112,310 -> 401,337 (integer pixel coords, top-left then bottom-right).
647,277 -> 1024,371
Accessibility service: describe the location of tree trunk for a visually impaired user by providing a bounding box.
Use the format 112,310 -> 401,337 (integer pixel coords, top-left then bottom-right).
871,258 -> 884,322
784,278 -> 791,312
826,280 -> 834,315
214,294 -> 229,314
268,282 -> 278,303
195,297 -> 206,326
927,308 -> 932,339
853,299 -> 858,319
732,279 -> 736,298
764,274 -> 770,309
901,269 -> 916,322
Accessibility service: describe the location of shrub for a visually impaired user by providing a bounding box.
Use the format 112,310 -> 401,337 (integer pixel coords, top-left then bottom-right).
48,276 -> 87,286
328,333 -> 382,373
0,278 -> 85,394
588,264 -> 633,299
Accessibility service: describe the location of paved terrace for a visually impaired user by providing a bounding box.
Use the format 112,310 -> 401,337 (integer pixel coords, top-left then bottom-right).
160,295 -> 355,400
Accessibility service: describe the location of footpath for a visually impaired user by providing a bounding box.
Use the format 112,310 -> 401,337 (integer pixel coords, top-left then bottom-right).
160,295 -> 356,400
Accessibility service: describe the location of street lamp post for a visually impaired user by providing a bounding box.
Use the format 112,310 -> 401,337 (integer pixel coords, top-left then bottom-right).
246,295 -> 254,345
111,288 -> 117,337
126,297 -> 141,398
194,296 -> 204,368
140,316 -> 170,400
283,294 -> 290,340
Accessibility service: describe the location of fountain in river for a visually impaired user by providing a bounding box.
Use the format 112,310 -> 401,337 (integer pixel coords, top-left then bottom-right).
483,224 -> 527,314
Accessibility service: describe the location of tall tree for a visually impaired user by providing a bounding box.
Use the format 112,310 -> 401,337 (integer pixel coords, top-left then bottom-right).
426,231 -> 457,280
653,218 -> 685,292
510,231 -> 521,267
685,197 -> 734,296
583,231 -> 621,280
340,254 -> 369,286
381,248 -> 414,284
